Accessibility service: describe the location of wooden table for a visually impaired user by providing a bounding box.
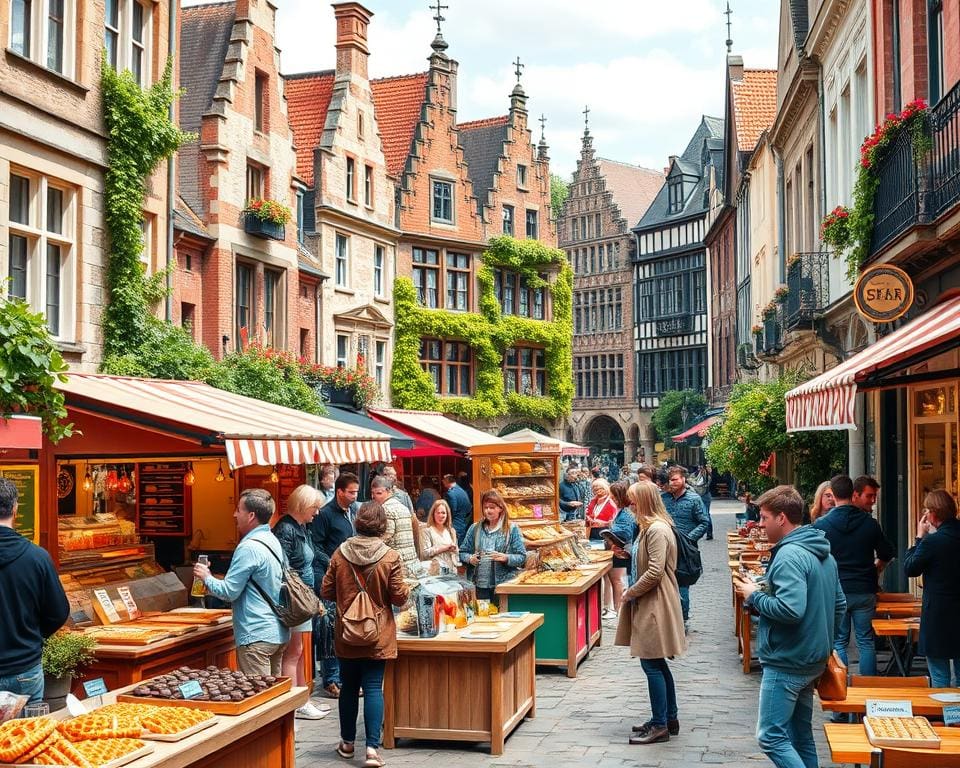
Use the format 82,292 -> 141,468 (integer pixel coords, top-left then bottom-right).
873,618 -> 921,676
824,722 -> 960,764
384,612 -> 543,755
820,686 -> 960,715
876,600 -> 922,618
496,562 -> 610,678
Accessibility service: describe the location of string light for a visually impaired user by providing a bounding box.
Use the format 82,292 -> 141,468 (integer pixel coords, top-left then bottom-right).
82,467 -> 93,492
184,462 -> 196,486
216,459 -> 225,483
270,465 -> 279,483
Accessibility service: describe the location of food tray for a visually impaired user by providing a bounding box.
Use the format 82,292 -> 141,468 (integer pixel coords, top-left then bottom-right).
139,715 -> 219,742
0,742 -> 155,768
83,627 -> 174,645
139,613 -> 231,626
117,677 -> 291,715
864,716 -> 941,749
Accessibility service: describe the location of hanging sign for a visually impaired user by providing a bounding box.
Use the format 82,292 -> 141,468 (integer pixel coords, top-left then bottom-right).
854,265 -> 914,323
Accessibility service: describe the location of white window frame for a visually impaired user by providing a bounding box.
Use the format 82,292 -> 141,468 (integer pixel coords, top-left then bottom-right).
5,169 -> 76,340
9,0 -> 76,78
334,232 -> 349,287
335,333 -> 350,368
375,340 -> 386,391
104,0 -> 151,86
139,213 -> 154,274
373,244 -> 384,297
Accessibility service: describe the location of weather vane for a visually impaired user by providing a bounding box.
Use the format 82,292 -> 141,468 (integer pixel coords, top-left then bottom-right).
725,2 -> 733,53
583,105 -> 590,132
430,0 -> 448,34
513,56 -> 524,84
539,114 -> 547,142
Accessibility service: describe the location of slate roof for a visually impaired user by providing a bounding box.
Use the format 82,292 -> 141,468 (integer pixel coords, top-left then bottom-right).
458,116 -> 508,207
788,0 -> 810,52
595,159 -> 664,228
732,69 -> 778,152
179,3 -> 235,133
173,196 -> 211,239
634,115 -> 724,233
284,70 -> 428,185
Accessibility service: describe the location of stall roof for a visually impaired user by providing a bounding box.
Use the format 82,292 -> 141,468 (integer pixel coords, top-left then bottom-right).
324,405 -> 414,451
367,408 -> 504,453
499,428 -> 589,456
0,415 -> 42,450
672,415 -> 720,442
57,374 -> 392,468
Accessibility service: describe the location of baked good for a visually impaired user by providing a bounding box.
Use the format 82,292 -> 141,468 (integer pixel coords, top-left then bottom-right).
0,716 -> 57,763
70,737 -> 145,766
865,716 -> 938,741
57,713 -> 142,741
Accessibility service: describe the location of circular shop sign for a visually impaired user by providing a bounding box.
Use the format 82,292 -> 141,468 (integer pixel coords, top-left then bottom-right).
854,265 -> 914,323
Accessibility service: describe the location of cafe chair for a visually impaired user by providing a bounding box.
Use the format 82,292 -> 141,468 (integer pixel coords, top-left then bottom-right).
870,747 -> 960,767
851,675 -> 930,688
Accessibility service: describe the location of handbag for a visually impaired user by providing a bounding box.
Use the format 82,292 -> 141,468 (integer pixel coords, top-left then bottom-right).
815,650 -> 848,701
249,538 -> 322,628
674,529 -> 703,587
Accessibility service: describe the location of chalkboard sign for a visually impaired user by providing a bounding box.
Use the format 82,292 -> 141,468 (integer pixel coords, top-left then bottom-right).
0,465 -> 38,542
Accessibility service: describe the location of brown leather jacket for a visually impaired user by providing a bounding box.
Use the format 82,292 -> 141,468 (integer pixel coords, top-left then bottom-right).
320,536 -> 410,659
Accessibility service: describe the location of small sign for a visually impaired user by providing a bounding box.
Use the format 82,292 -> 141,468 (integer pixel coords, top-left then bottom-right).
82,678 -> 108,698
117,587 -> 140,620
92,589 -> 121,624
65,694 -> 89,717
944,705 -> 960,725
179,680 -> 203,700
532,505 -> 543,519
866,699 -> 914,717
854,265 -> 914,323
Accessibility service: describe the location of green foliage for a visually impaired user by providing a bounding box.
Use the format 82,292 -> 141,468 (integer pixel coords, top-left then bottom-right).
391,236 -> 573,421
650,390 -> 707,445
0,298 -> 72,442
42,630 -> 97,679
100,57 -> 192,358
550,174 -> 570,220
705,371 -> 847,497
218,346 -> 324,415
101,318 -> 223,383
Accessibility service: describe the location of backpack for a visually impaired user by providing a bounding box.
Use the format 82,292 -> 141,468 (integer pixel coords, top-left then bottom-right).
674,529 -> 703,587
341,559 -> 385,645
249,538 -> 322,628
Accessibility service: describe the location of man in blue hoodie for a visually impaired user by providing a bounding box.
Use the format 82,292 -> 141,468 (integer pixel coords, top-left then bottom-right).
662,466 -> 710,627
0,478 -> 69,703
734,485 -> 845,768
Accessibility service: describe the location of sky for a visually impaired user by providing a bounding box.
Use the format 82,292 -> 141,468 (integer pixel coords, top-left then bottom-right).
216,1 -> 780,179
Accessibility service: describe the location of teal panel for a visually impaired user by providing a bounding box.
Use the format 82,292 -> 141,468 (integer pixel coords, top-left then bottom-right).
504,594 -> 568,661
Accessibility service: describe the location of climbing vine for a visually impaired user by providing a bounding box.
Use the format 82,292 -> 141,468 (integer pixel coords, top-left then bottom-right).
391,236 -> 573,421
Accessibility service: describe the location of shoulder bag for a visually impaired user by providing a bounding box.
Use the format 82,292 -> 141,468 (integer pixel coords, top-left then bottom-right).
816,650 -> 848,701
249,538 -> 322,628
674,528 -> 703,587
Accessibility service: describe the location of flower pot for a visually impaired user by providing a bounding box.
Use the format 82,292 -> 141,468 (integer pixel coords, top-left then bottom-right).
43,673 -> 71,710
243,214 -> 285,241
320,383 -> 357,408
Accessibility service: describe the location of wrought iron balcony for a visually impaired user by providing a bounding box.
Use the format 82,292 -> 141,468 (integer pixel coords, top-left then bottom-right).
656,314 -> 694,336
785,251 -> 829,330
870,81 -> 960,258
759,305 -> 784,357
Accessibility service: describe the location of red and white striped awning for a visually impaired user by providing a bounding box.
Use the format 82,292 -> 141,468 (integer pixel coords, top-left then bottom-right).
58,374 -> 392,468
672,415 -> 720,442
786,293 -> 960,431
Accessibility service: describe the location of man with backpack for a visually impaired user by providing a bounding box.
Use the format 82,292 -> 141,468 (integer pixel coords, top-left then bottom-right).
194,488 -> 288,675
661,467 -> 710,631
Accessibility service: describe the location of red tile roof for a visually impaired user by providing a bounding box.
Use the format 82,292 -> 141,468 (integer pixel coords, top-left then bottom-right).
371,72 -> 428,178
458,115 -> 509,131
284,70 -> 336,186
732,69 -> 778,153
596,159 -> 664,227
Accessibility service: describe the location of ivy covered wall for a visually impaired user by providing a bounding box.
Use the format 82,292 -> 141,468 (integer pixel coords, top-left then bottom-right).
391,236 -> 573,422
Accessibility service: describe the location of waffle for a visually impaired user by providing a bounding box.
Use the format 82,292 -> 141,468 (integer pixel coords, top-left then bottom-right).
70,738 -> 145,766
57,713 -> 142,742
865,716 -> 938,741
139,707 -> 213,734
0,717 -> 57,763
14,730 -> 60,763
519,570 -> 582,585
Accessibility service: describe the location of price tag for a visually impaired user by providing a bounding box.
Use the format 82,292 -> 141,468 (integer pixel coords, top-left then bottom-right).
865,699 -> 913,717
82,678 -> 108,698
179,680 -> 203,700
532,505 -> 543,519
92,589 -> 121,623
944,705 -> 960,725
117,586 -> 140,620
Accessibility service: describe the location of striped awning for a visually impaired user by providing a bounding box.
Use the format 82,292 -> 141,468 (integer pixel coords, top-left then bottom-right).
57,374 -> 392,468
672,415 -> 719,442
368,407 -> 504,452
786,293 -> 960,431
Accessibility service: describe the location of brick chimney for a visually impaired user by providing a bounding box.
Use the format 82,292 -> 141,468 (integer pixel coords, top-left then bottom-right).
333,2 -> 372,80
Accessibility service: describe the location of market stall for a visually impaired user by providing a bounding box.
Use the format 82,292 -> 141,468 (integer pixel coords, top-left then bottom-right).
498,428 -> 589,458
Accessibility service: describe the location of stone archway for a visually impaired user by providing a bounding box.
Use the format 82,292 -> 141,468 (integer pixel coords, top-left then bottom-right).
583,415 -> 626,471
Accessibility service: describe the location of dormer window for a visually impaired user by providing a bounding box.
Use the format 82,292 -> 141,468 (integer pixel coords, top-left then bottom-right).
668,177 -> 684,214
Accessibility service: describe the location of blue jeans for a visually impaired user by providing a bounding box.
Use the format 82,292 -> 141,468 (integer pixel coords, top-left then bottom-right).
679,586 -> 690,622
322,655 -> 341,687
639,658 -> 678,727
338,658 -> 386,749
835,592 -> 877,676
927,657 -> 960,687
0,662 -> 44,705
757,666 -> 823,768
703,495 -> 713,537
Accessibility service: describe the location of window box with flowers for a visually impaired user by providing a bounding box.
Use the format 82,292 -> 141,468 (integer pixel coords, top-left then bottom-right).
243,198 -> 291,241
752,324 -> 764,354
773,286 -> 789,305
302,364 -> 380,410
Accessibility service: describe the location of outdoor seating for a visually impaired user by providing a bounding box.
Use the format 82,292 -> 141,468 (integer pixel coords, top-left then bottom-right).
871,747 -> 960,767
850,675 -> 929,688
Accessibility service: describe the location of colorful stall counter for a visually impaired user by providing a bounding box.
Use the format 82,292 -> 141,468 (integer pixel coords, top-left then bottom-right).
496,562 -> 610,678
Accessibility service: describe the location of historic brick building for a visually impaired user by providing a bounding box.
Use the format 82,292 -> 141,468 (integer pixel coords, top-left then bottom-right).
559,123 -> 663,463
1,0 -> 172,370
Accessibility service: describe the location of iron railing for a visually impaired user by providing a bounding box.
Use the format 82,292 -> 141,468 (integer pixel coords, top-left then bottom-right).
785,251 -> 829,330
931,81 -> 960,219
760,304 -> 784,357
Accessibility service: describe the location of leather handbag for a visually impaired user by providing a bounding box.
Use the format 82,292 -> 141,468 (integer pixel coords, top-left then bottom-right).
816,650 -> 848,701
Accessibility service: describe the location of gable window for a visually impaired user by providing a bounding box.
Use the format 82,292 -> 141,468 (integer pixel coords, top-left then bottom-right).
357,111 -> 365,140
412,247 -> 440,308
235,262 -> 252,351
334,233 -> 348,287
346,157 -> 356,202
255,71 -> 267,132
504,346 -> 545,396
446,252 -> 469,311
264,269 -> 282,348
420,338 -> 472,396
373,245 -> 384,297
245,163 -> 263,202
431,180 -> 453,223
336,334 -> 349,368
105,0 -> 149,85
516,164 -> 528,189
364,164 -> 373,207
502,204 -> 514,236
12,0 -> 74,76
668,178 -> 684,213
525,209 -> 538,239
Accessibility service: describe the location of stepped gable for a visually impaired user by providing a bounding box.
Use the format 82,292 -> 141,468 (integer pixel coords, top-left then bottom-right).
458,115 -> 509,207
732,69 -> 778,152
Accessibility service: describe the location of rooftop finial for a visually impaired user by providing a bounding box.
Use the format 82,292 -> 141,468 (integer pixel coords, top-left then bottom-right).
725,1 -> 733,54
429,0 -> 449,53
583,104 -> 590,133
539,114 -> 547,143
513,56 -> 524,84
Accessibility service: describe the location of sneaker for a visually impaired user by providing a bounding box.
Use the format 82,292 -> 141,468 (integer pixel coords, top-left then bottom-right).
309,699 -> 332,712
295,701 -> 329,720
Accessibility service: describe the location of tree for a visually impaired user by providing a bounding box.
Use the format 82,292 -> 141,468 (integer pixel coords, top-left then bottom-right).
550,174 -> 569,220
650,390 -> 707,445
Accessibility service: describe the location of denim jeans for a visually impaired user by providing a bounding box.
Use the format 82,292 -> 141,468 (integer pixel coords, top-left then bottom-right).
639,658 -> 678,727
322,655 -> 341,687
338,658 -> 386,749
834,592 -> 877,676
703,495 -> 713,537
927,657 -> 960,687
678,586 -> 690,622
0,662 -> 44,705
756,666 -> 823,768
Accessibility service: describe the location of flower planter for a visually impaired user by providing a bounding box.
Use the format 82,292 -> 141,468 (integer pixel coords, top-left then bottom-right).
43,673 -> 71,711
319,383 -> 358,408
243,214 -> 285,241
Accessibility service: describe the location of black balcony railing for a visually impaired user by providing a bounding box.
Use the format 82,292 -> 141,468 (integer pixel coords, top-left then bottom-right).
656,314 -> 694,336
759,305 -> 784,356
870,80 -> 960,257
785,251 -> 829,330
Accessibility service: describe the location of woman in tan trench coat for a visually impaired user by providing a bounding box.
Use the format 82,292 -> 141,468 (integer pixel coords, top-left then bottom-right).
615,481 -> 687,745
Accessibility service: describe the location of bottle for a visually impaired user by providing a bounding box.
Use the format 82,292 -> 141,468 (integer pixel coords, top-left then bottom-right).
191,554 -> 209,599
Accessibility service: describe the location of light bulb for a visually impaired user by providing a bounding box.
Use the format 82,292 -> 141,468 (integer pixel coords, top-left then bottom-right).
216,460 -> 225,482
184,463 -> 196,486
270,466 -> 279,483
82,469 -> 93,492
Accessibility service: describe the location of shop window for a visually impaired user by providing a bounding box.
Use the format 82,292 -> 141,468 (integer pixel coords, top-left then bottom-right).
419,338 -> 472,396
504,346 -> 545,396
431,180 -> 453,223
235,262 -> 252,351
412,247 -> 439,308
335,233 -> 349,287
445,252 -> 469,311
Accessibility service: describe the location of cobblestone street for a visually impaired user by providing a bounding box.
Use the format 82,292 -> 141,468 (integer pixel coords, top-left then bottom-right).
296,500 -> 837,768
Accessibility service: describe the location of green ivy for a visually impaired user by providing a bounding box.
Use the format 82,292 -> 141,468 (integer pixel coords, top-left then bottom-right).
650,390 -> 707,446
391,236 -> 573,421
100,57 -> 191,358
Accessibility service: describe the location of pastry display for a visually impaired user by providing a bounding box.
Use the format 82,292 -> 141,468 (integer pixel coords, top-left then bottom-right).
0,714 -> 150,767
82,626 -> 172,644
519,570 -> 583,585
0,716 -> 57,763
127,666 -> 277,702
57,714 -> 142,742
864,716 -> 941,748
69,737 -> 146,766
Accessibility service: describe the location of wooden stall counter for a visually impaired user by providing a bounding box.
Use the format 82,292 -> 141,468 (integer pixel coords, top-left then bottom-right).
824,722 -> 960,764
384,612 -> 544,755
496,562 -> 610,678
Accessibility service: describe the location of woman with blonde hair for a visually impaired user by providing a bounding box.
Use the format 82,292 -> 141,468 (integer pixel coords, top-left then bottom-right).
421,499 -> 459,574
459,490 -> 526,602
808,481 -> 836,524
616,481 -> 686,745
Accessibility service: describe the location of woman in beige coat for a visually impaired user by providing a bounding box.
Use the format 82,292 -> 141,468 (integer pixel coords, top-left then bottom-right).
615,481 -> 687,745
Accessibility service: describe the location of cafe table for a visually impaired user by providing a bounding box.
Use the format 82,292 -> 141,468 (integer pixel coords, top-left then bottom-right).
875,599 -> 922,619
820,686 -> 960,716
823,722 -> 960,764
872,617 -> 920,676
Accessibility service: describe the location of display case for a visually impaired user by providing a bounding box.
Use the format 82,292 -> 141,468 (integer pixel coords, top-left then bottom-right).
57,513 -> 152,572
469,441 -> 560,527
138,462 -> 192,536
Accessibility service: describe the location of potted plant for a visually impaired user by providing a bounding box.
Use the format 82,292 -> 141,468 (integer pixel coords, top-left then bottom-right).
42,631 -> 97,709
773,286 -> 790,305
243,198 -> 291,241
301,364 -> 380,410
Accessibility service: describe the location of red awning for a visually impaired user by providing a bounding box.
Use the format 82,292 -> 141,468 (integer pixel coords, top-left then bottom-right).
0,416 -> 42,449
786,293 -> 960,431
672,415 -> 719,442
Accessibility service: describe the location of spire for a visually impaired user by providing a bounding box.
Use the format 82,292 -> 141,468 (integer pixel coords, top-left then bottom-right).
725,1 -> 733,54
510,55 -> 527,113
583,104 -> 591,135
430,0 -> 449,54
537,113 -> 549,161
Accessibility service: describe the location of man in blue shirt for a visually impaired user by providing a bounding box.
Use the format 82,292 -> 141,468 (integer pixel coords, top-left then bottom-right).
442,473 -> 472,543
661,466 -> 710,629
193,488 -> 288,676
559,466 -> 585,521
